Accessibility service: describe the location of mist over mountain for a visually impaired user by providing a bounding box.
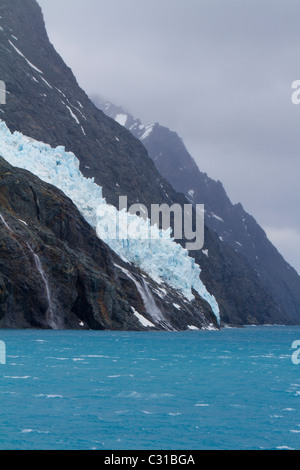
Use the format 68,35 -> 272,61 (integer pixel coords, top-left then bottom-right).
95,99 -> 300,324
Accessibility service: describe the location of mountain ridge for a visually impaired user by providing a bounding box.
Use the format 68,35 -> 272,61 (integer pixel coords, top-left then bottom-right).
95,98 -> 300,324
0,0 -> 295,327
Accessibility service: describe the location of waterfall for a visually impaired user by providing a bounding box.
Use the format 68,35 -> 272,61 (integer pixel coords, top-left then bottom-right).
139,278 -> 165,323
0,213 -> 13,232
0,211 -> 57,329
116,265 -> 172,330
25,243 -> 57,329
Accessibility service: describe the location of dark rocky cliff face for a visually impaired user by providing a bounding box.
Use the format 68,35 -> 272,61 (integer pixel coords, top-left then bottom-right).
0,0 -> 171,210
0,157 -> 135,329
96,100 -> 300,325
0,0 -> 293,327
0,157 -> 218,330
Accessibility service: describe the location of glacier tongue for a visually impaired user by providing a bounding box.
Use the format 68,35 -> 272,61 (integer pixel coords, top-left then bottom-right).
0,120 -> 220,323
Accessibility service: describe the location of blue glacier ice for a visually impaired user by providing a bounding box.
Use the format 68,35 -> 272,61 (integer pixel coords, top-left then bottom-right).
0,120 -> 220,323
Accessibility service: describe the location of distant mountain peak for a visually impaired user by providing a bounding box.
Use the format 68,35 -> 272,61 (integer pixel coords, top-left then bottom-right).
95,97 -> 300,324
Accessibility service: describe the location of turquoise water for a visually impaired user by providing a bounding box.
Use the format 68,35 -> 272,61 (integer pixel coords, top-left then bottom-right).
0,326 -> 299,450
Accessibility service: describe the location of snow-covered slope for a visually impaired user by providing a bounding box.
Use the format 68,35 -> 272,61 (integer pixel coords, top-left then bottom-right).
0,120 -> 220,323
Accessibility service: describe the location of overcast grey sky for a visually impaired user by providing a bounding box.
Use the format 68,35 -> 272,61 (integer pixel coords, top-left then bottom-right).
38,0 -> 300,273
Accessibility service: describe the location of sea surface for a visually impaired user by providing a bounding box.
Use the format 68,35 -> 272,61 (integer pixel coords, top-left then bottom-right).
0,326 -> 299,450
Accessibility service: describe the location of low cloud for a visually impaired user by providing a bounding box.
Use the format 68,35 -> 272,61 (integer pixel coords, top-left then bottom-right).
264,227 -> 300,275
38,0 -> 300,271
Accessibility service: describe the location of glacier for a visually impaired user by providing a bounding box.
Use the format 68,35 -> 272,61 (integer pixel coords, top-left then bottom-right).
0,120 -> 220,323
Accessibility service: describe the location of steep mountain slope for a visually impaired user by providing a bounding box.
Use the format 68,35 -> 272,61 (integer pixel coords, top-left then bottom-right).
96,100 -> 300,324
0,0 -> 292,326
0,156 -> 140,330
0,156 -> 219,330
0,0 -> 172,210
